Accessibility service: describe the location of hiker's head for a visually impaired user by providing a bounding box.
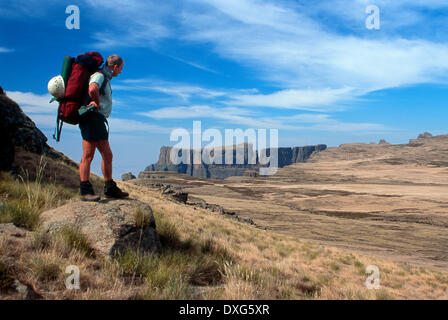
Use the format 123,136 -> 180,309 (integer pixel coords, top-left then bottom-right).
106,54 -> 124,77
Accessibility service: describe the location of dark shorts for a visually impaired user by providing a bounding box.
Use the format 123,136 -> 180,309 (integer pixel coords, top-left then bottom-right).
79,111 -> 109,141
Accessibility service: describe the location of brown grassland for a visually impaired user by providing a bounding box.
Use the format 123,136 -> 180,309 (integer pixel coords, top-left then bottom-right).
1,137 -> 448,300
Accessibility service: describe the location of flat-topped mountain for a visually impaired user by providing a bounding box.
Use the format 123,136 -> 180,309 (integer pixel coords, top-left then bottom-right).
142,143 -> 327,179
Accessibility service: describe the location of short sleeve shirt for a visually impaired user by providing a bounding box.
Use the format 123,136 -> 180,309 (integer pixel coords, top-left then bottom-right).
89,72 -> 113,118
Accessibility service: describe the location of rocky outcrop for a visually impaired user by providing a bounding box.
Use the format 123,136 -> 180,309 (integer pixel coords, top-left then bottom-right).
161,185 -> 188,203
418,132 -> 433,139
187,197 -> 267,230
0,224 -> 43,300
410,132 -> 433,145
121,172 -> 136,181
143,143 -> 327,179
243,170 -> 259,178
39,199 -> 161,257
0,91 -> 78,172
1,93 -> 50,156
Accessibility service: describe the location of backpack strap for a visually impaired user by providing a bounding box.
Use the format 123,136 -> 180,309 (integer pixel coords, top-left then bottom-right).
53,104 -> 63,142
99,71 -> 109,96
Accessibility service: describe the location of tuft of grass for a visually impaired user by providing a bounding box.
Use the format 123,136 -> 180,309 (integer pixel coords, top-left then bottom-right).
338,254 -> 356,265
31,257 -> 61,281
114,249 -> 195,299
330,262 -> 341,272
133,206 -> 152,229
0,260 -> 15,291
354,260 -> 365,276
154,211 -> 187,250
59,225 -> 95,258
143,271 -> 193,300
301,243 -> 320,260
0,167 -> 75,231
375,288 -> 394,300
199,237 -> 233,262
0,201 -> 40,230
296,275 -> 321,298
110,210 -> 234,299
30,231 -> 52,251
219,260 -> 265,286
189,260 -> 223,286
116,249 -> 152,279
317,274 -> 333,286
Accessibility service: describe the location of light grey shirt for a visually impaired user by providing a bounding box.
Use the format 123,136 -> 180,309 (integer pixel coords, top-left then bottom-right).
89,66 -> 113,118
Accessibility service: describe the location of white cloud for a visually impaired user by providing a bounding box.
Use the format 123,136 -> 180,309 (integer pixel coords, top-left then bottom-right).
0,47 -> 14,53
6,91 -> 55,114
29,114 -> 74,131
163,54 -> 219,74
182,0 -> 448,93
84,0 -> 173,49
139,105 -> 254,120
87,0 -> 448,111
108,117 -> 173,134
139,105 -> 390,132
228,87 -> 355,111
115,79 -> 226,100
6,90 -> 172,135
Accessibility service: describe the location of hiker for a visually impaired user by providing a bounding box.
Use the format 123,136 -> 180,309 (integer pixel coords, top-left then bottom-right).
78,54 -> 129,201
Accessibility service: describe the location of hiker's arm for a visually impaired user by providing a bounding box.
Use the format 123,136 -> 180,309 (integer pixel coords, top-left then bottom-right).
87,83 -> 100,109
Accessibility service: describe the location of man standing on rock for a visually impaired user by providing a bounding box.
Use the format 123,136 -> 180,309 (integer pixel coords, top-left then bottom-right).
78,54 -> 129,201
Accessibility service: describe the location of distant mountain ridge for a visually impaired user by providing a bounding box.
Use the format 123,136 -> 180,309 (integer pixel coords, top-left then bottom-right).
141,143 -> 327,179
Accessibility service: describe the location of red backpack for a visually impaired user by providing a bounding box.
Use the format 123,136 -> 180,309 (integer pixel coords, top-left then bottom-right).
53,51 -> 104,141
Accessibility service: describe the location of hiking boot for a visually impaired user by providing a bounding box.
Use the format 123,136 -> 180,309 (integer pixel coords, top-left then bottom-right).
104,180 -> 129,199
80,181 -> 100,202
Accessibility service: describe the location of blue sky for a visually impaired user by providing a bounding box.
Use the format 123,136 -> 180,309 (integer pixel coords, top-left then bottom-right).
1,0 -> 448,179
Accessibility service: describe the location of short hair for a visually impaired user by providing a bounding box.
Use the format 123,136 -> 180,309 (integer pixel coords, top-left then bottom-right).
106,54 -> 123,67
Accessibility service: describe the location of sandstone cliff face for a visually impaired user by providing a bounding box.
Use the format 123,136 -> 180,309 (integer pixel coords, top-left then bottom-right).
145,143 -> 259,179
143,143 -> 327,179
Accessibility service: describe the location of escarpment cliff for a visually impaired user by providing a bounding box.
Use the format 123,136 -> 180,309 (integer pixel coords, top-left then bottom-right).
141,143 -> 327,179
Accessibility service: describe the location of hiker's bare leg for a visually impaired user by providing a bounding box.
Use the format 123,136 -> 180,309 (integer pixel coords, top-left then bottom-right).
80,139 -> 97,182
97,139 -> 113,181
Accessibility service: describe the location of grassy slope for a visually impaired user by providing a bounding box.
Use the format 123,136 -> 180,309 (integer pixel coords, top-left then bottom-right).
121,181 -> 448,300
1,154 -> 448,299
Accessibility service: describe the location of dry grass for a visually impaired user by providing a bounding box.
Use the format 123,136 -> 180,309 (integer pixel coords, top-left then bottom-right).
132,206 -> 152,229
1,162 -> 448,299
0,160 -> 75,230
120,181 -> 448,300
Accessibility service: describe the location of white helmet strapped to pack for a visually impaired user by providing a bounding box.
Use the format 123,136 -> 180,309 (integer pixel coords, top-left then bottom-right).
47,75 -> 65,98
